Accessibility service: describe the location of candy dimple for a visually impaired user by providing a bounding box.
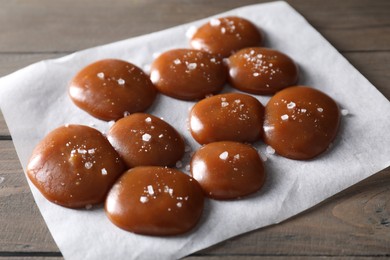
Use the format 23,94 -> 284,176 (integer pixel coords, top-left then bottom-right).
105,166 -> 204,236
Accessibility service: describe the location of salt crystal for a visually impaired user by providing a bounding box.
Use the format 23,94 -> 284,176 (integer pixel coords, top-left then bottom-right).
266,146 -> 275,155
97,72 -> 105,79
85,204 -> 93,210
210,58 -> 216,63
142,133 -> 152,142
301,108 -> 307,113
158,134 -> 164,138
168,188 -> 174,196
209,18 -> 221,26
176,202 -> 183,208
117,78 -> 125,85
145,117 -> 152,123
77,148 -> 87,154
221,27 -> 226,34
269,63 -> 273,67
88,149 -> 95,154
173,59 -> 181,65
140,196 -> 149,203
287,102 -> 296,109
147,185 -> 154,195
341,109 -> 349,116
176,161 -> 183,168
253,72 -> 259,77
221,101 -> 229,107
187,63 -> 197,70
219,151 -> 228,160
234,154 -> 240,160
101,168 -> 107,175
317,107 -> 324,112
123,111 -> 131,117
281,114 -> 289,120
85,162 -> 93,169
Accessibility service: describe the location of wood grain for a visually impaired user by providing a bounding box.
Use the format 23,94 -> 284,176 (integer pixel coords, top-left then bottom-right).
0,0 -> 389,258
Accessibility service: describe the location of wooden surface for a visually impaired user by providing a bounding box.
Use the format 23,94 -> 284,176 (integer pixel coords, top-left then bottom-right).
0,0 -> 389,259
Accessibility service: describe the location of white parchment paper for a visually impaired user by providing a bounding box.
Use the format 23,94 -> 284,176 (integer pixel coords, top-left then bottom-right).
1,1 -> 390,259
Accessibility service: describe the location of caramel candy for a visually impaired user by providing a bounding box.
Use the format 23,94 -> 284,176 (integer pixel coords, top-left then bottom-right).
190,16 -> 263,57
228,47 -> 299,95
107,113 -> 185,168
26,125 -> 126,208
190,141 -> 265,200
264,86 -> 340,160
69,59 -> 157,121
189,93 -> 264,144
150,49 -> 227,100
105,166 -> 204,236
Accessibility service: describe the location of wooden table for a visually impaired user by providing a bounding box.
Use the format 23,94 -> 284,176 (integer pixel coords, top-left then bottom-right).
1,0 -> 389,259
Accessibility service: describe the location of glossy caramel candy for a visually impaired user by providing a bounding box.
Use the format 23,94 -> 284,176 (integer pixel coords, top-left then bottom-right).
107,113 -> 185,168
228,47 -> 299,95
150,49 -> 227,100
26,125 -> 126,208
191,16 -> 263,57
105,166 -> 204,236
190,141 -> 265,200
189,93 -> 264,144
263,86 -> 340,160
69,59 -> 157,121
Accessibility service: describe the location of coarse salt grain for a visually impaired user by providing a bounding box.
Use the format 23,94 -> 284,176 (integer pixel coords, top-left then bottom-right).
97,72 -> 105,79
253,72 -> 259,77
221,27 -> 226,34
281,114 -> 289,120
158,134 -> 164,138
266,146 -> 275,155
85,162 -> 93,169
219,151 -> 228,160
234,154 -> 240,160
117,78 -> 125,85
301,108 -> 307,113
209,18 -> 221,26
341,109 -> 349,116
140,196 -> 148,203
287,102 -> 296,109
176,202 -> 183,208
88,149 -> 95,154
187,63 -> 197,70
173,59 -> 181,65
101,168 -> 107,175
147,185 -> 154,195
221,101 -> 229,107
123,111 -> 131,117
317,107 -> 324,112
142,133 -> 152,142
145,117 -> 152,123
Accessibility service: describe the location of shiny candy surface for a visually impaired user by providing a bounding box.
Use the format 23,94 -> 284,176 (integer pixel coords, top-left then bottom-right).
191,16 -> 263,57
150,49 -> 227,100
107,113 -> 185,168
69,59 -> 156,121
228,47 -> 299,95
190,141 -> 265,200
189,93 -> 264,144
264,86 -> 340,160
105,166 -> 204,236
26,125 -> 126,208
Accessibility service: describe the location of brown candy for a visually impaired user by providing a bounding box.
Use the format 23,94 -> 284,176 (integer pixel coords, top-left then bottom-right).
190,141 -> 265,200
26,125 -> 126,208
105,166 -> 204,236
150,49 -> 227,100
264,86 -> 340,160
107,113 -> 185,168
190,16 -> 263,57
228,47 -> 299,95
189,93 -> 264,144
69,59 -> 157,121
